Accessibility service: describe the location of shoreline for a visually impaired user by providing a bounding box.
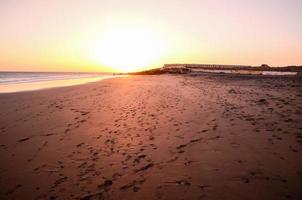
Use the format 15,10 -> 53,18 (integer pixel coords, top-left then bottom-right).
0,73 -> 300,95
0,75 -> 123,94
1,73 -> 300,95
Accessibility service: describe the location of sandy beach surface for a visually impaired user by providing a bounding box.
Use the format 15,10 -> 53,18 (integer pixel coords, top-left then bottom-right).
0,74 -> 302,200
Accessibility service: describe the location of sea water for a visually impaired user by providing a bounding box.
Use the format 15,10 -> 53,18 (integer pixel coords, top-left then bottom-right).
0,72 -> 117,93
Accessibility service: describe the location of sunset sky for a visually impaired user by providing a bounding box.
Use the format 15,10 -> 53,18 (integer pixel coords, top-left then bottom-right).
0,0 -> 301,72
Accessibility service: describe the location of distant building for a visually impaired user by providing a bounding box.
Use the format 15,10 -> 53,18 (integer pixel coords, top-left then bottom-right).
162,64 -> 252,73
161,63 -> 299,75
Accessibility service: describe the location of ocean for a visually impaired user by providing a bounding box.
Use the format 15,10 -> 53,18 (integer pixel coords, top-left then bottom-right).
0,72 -> 117,93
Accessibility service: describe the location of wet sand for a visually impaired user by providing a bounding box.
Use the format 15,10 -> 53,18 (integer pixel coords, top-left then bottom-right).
0,74 -> 302,200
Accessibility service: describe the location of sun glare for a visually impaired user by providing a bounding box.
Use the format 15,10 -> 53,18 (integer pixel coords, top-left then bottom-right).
91,26 -> 167,72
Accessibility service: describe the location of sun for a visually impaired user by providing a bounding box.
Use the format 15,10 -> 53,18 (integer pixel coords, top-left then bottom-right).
91,25 -> 167,72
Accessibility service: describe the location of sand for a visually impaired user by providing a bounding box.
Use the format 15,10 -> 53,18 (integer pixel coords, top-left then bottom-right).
0,74 -> 301,200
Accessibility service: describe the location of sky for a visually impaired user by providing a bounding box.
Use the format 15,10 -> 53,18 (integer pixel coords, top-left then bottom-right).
0,0 -> 301,72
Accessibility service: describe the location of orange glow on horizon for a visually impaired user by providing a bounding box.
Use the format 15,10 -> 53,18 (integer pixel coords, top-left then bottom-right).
0,1 -> 301,72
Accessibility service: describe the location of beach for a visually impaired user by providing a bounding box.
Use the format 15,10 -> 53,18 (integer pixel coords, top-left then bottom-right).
0,74 -> 301,200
